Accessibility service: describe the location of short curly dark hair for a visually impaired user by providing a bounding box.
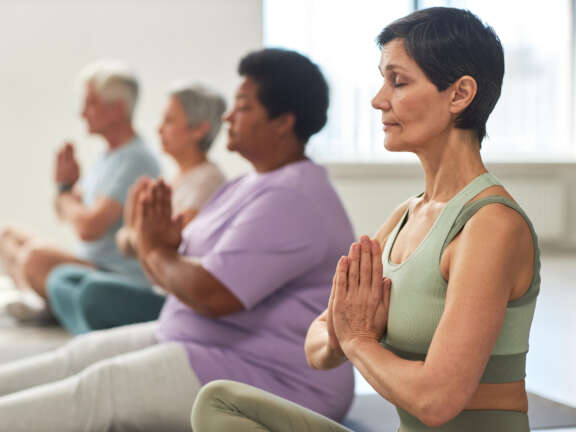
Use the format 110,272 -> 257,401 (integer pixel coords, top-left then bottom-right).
377,7 -> 504,145
238,48 -> 329,144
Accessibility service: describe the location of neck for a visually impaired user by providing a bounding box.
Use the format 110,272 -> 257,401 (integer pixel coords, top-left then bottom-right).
173,147 -> 208,174
251,135 -> 306,173
416,129 -> 487,203
102,121 -> 136,150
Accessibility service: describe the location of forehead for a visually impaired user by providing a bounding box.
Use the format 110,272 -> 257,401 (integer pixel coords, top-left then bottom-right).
236,77 -> 259,99
378,38 -> 418,73
166,95 -> 185,114
84,81 -> 104,105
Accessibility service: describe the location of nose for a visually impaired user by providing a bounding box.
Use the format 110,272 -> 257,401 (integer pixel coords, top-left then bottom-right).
371,84 -> 391,112
223,109 -> 233,123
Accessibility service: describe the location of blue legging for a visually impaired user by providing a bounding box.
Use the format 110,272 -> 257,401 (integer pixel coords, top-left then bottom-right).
47,265 -> 165,335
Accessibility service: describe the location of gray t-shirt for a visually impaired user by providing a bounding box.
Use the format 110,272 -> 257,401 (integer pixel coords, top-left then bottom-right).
76,136 -> 161,284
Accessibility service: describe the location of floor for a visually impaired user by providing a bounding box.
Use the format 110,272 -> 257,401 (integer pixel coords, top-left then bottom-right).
0,252 -> 574,431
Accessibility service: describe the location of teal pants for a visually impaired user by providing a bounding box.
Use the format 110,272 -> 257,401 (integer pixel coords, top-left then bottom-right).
47,265 -> 165,335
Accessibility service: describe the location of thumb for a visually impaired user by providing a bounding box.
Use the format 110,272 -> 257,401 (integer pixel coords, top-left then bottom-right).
174,213 -> 185,230
382,278 -> 391,305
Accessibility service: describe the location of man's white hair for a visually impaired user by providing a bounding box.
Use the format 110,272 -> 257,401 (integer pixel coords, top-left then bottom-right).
79,60 -> 139,117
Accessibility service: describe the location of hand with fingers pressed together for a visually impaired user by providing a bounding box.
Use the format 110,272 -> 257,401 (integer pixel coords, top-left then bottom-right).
54,141 -> 80,186
325,276 -> 345,358
121,176 -> 154,254
134,177 -> 184,257
332,235 -> 391,354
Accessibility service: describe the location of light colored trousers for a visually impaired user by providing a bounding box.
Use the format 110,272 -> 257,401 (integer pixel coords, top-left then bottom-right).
191,380 -> 351,432
0,322 -> 201,432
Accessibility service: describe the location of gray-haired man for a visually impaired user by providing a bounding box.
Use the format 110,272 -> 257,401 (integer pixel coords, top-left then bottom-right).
0,60 -> 161,317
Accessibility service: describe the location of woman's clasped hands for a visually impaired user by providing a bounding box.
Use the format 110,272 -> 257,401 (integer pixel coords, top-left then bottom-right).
328,235 -> 391,357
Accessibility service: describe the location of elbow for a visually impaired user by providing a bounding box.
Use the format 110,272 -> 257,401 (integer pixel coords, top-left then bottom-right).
75,216 -> 108,241
305,350 -> 320,370
413,394 -> 464,428
184,291 -> 243,319
77,225 -> 103,242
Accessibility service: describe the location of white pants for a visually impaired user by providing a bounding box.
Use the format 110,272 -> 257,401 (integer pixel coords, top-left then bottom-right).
0,322 -> 201,431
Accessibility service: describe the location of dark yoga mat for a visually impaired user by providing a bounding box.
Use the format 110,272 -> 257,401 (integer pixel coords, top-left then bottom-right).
342,392 -> 576,431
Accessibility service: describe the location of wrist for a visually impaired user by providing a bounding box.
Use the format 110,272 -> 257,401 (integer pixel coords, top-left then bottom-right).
56,182 -> 75,194
341,335 -> 381,359
141,244 -> 177,264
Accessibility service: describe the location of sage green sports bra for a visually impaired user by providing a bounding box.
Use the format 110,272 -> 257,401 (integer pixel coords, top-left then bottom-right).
381,172 -> 540,383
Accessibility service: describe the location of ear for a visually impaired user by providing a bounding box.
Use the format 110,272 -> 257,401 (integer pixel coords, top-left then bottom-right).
189,121 -> 211,142
111,99 -> 130,119
272,112 -> 296,136
449,75 -> 477,115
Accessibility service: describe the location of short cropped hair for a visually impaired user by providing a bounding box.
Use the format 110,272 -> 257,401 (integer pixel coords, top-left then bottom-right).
377,7 -> 505,144
169,83 -> 227,152
238,48 -> 329,144
79,60 -> 139,117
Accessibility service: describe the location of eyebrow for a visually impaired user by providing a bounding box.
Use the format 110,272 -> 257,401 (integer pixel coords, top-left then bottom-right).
378,63 -> 408,75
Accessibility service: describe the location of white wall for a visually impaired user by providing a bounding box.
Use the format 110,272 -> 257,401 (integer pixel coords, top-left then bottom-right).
327,162 -> 576,251
0,0 -> 258,247
1,0 -> 574,253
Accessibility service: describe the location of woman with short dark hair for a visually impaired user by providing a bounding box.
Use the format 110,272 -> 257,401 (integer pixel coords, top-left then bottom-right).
191,8 -> 539,432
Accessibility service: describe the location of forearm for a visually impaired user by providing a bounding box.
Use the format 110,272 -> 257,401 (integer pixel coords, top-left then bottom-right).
55,193 -> 89,231
141,248 -> 214,315
343,338 -> 455,427
116,227 -> 137,257
305,319 -> 348,370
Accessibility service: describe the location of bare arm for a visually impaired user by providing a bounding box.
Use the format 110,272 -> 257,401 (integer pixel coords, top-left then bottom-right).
56,193 -> 123,241
135,178 -> 244,317
334,205 -> 533,427
52,141 -> 123,241
304,199 -> 411,370
115,177 -> 153,257
116,226 -> 138,257
141,248 -> 244,317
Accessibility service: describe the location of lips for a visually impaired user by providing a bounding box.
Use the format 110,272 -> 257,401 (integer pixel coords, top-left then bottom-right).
383,122 -> 399,131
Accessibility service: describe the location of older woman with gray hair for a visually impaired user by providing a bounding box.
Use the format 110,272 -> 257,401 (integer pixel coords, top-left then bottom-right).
46,83 -> 227,334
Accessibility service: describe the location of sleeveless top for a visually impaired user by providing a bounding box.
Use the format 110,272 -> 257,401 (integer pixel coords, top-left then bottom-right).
381,173 -> 540,429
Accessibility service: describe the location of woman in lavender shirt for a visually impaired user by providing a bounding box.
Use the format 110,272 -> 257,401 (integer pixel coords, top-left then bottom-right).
0,48 -> 355,431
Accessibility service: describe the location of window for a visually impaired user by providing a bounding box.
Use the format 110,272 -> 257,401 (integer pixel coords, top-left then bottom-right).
263,0 -> 574,162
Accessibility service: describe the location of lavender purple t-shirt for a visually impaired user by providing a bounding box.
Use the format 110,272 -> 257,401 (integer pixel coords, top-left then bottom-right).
156,160 -> 355,420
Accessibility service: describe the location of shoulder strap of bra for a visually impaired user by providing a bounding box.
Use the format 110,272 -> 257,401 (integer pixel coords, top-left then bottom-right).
441,195 -> 541,305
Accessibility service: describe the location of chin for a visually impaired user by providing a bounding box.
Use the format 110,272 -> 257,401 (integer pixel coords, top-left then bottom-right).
226,141 -> 236,152
383,139 -> 402,152
384,136 -> 414,153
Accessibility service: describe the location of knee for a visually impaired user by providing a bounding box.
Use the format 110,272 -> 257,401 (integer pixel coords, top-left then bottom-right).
0,226 -> 28,256
20,244 -> 45,279
47,266 -> 76,299
47,267 -> 85,328
0,226 -> 16,243
77,281 -> 112,330
76,357 -> 118,393
191,380 -> 248,426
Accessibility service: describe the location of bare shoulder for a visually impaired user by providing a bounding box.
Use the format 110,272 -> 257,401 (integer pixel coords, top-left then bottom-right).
454,190 -> 535,299
464,186 -> 532,241
373,197 -> 413,247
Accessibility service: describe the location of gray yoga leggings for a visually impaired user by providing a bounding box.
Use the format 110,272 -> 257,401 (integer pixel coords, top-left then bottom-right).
191,380 -> 352,432
0,322 -> 201,432
191,380 -> 530,432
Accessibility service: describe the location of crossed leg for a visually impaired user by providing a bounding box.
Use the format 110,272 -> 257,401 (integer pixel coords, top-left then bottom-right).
0,226 -> 93,298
